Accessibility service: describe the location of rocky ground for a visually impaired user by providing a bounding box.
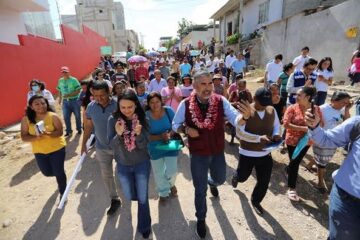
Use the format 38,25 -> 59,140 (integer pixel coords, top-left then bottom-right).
0,75 -> 355,240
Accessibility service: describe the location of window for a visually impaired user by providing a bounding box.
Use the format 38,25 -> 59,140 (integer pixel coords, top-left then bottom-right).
258,0 -> 270,24
227,22 -> 233,36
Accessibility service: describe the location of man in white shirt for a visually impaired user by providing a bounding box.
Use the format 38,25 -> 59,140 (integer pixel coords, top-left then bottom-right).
264,54 -> 283,87
225,50 -> 236,78
232,87 -> 281,215
292,46 -> 310,71
148,69 -> 167,93
206,55 -> 217,73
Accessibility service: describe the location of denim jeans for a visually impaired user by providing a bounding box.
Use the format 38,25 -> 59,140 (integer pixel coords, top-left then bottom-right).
62,98 -> 81,134
356,103 -> 360,116
151,156 -> 178,197
117,160 -> 151,234
315,91 -> 327,106
329,183 -> 360,240
34,147 -> 67,194
190,153 -> 226,220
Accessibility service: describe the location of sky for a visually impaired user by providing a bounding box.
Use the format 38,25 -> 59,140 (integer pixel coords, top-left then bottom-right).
54,0 -> 228,49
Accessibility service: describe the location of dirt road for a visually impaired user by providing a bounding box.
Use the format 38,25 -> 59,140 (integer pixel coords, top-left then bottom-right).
0,77 -> 341,240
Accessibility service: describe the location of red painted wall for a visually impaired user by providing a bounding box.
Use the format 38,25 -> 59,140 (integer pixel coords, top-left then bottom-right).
0,25 -> 107,127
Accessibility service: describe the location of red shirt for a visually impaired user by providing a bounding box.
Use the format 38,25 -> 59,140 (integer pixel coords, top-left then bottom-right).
283,103 -> 321,146
135,66 -> 149,81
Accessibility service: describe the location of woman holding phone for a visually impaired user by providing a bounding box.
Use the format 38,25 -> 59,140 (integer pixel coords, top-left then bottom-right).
283,86 -> 319,201
20,95 -> 67,201
160,76 -> 182,111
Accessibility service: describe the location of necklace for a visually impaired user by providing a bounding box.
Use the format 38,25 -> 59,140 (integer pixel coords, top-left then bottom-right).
189,92 -> 220,130
119,114 -> 138,152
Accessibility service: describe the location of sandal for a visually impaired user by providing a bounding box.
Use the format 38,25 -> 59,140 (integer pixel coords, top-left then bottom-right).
287,190 -> 300,202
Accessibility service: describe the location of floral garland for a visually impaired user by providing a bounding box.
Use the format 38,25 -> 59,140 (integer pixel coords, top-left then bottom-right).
119,114 -> 138,152
189,92 -> 220,130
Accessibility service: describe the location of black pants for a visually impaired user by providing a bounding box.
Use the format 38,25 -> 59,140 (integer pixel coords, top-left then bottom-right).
286,145 -> 310,189
34,147 -> 67,194
235,154 -> 273,203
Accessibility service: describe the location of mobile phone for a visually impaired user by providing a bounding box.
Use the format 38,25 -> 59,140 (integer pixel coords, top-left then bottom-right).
311,99 -> 315,118
238,90 -> 248,102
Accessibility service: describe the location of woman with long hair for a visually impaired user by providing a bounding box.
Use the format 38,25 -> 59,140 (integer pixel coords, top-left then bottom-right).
160,76 -> 182,111
314,57 -> 334,105
107,89 -> 151,239
146,92 -> 179,204
283,86 -> 320,201
20,95 -> 67,201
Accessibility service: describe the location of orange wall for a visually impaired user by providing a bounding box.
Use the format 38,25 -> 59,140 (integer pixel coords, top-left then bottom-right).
0,25 -> 107,127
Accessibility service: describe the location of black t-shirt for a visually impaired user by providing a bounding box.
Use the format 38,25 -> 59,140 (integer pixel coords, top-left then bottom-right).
273,98 -> 286,122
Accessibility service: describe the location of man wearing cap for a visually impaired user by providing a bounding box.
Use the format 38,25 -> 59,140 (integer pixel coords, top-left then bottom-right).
172,70 -> 242,238
232,87 -> 281,215
57,66 -> 82,136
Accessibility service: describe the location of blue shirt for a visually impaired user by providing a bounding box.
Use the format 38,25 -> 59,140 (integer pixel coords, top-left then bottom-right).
137,92 -> 149,108
231,59 -> 246,73
146,106 -> 179,160
86,99 -> 117,150
310,116 -> 360,198
172,95 -> 241,132
180,63 -> 191,77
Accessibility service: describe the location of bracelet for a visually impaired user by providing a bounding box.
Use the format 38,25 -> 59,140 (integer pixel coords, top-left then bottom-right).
308,122 -> 320,130
242,116 -> 249,121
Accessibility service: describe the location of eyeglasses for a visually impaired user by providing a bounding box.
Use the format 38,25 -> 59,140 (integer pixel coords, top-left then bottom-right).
31,84 -> 38,87
305,67 -> 315,71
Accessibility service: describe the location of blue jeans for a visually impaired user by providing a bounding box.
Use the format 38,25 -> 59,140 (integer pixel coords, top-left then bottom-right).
62,98 -> 81,134
151,156 -> 178,197
356,103 -> 360,116
329,184 -> 360,240
190,153 -> 226,220
315,91 -> 327,106
117,160 -> 151,234
34,147 -> 67,194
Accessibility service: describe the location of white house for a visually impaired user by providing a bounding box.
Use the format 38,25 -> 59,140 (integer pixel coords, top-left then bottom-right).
180,24 -> 219,50
211,0 -> 283,46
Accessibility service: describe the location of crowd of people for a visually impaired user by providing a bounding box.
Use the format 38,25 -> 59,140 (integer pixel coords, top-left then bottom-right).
19,43 -> 360,239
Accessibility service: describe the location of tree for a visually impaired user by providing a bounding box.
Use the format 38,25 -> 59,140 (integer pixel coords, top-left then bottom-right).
177,18 -> 193,38
164,38 -> 179,50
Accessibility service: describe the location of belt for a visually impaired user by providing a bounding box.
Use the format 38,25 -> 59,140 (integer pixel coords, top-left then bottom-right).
63,97 -> 78,101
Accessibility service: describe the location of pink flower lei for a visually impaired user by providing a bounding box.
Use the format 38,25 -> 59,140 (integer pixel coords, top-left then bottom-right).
189,92 -> 220,130
119,114 -> 138,152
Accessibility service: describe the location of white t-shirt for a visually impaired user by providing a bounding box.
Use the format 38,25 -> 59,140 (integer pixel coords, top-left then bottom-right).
293,55 -> 310,71
225,55 -> 236,68
266,61 -> 283,82
27,89 -> 55,107
315,69 -> 334,92
320,103 -> 345,130
193,61 -> 203,71
206,60 -> 217,73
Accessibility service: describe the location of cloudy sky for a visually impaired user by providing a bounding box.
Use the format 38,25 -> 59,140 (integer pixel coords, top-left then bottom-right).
55,0 -> 227,49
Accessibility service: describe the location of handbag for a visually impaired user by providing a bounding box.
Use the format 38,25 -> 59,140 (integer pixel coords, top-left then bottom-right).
164,107 -> 185,147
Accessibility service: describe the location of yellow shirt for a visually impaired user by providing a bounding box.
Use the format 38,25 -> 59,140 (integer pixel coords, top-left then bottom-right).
27,112 -> 66,154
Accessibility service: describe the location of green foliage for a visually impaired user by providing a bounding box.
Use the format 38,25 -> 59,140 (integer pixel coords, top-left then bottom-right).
177,18 -> 193,38
164,38 -> 179,50
226,33 -> 240,45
